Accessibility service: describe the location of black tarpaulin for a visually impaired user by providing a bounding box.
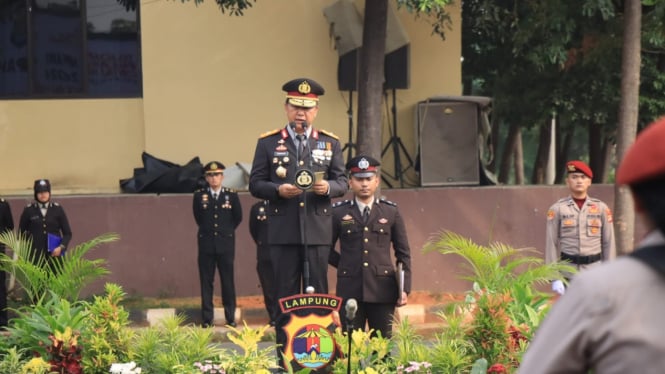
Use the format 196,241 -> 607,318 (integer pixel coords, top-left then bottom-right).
120,152 -> 204,193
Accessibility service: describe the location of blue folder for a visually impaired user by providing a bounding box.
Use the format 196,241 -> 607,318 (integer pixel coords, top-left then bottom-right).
47,233 -> 63,255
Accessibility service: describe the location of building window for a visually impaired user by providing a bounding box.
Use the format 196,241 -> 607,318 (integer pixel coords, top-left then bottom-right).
0,0 -> 142,98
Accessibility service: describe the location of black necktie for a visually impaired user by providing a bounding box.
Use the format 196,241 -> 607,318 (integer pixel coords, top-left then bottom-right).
212,192 -> 217,200
363,206 -> 370,224
296,134 -> 306,160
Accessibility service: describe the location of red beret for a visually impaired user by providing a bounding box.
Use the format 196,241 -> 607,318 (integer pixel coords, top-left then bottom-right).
617,116 -> 665,185
566,160 -> 593,179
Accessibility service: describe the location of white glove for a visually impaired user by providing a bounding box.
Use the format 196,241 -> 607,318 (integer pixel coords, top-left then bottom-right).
551,280 -> 565,295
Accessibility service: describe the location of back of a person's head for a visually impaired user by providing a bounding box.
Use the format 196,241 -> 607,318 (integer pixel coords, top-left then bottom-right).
616,116 -> 665,233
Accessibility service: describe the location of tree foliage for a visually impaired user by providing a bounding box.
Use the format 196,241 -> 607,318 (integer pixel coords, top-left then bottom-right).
462,0 -> 665,183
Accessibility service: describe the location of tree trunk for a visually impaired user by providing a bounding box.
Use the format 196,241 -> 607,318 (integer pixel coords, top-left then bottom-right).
513,128 -> 524,184
488,118 -> 500,173
588,122 -> 603,183
555,124 -> 574,184
614,0 -> 641,255
601,140 -> 614,183
498,122 -> 520,183
532,121 -> 552,184
356,0 -> 388,161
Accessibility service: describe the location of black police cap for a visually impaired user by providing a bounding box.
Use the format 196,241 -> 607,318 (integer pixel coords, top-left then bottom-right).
204,161 -> 225,174
282,78 -> 325,108
34,179 -> 51,193
346,155 -> 381,178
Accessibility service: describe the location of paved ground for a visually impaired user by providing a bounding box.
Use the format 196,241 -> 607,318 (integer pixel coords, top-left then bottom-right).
137,291 -> 454,340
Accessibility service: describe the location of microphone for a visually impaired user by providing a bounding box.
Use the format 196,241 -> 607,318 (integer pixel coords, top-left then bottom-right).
345,298 -> 358,321
289,121 -> 308,130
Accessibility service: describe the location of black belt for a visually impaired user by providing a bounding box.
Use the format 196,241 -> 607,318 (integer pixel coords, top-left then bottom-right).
561,252 -> 601,265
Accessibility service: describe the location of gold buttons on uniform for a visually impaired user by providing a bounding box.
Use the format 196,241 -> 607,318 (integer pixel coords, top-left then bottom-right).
299,202 -> 305,207
364,227 -> 369,231
379,229 -> 384,233
347,230 -> 351,234
214,224 -> 218,227
384,270 -> 389,274
214,214 -> 218,218
324,209 -> 327,213
364,238 -> 368,243
363,262 -> 368,267
363,250 -> 368,254
299,161 -> 304,166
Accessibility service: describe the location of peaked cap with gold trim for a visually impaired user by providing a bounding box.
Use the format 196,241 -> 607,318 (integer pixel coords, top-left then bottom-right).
282,78 -> 325,108
204,161 -> 225,174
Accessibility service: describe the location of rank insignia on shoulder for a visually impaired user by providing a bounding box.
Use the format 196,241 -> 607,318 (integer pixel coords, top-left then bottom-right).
259,129 -> 280,138
222,187 -> 236,193
333,199 -> 352,207
53,202 -> 60,206
0,198 -> 4,202
547,210 -> 555,220
318,129 -> 339,140
379,198 -> 397,206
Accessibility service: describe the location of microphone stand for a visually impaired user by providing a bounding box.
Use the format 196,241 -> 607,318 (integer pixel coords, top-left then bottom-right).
346,315 -> 353,374
297,127 -> 312,293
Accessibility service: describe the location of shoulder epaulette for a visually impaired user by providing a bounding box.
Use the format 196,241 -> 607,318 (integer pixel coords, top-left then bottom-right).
318,129 -> 339,140
222,187 -> 236,193
27,202 -> 33,207
0,198 -> 4,203
259,129 -> 280,139
588,197 -> 601,202
53,202 -> 60,206
333,199 -> 352,208
379,198 -> 397,207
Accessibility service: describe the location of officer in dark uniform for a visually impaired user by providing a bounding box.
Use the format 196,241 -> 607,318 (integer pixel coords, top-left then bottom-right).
193,161 -> 242,327
249,78 -> 348,304
19,179 -> 72,263
248,199 -> 276,325
329,155 -> 411,338
0,197 -> 14,328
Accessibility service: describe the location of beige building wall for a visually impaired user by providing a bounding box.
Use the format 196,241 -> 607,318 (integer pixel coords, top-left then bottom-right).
0,0 -> 460,194
0,99 -> 144,195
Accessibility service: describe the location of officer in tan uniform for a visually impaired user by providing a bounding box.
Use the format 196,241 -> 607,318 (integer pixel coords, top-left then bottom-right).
329,155 -> 411,338
520,116 -> 665,374
545,160 -> 615,294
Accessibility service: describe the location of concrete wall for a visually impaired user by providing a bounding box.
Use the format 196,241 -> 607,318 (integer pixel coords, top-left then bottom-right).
2,185 -> 641,298
0,0 -> 461,194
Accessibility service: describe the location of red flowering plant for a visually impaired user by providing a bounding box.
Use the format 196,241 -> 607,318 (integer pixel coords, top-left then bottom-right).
45,327 -> 83,374
487,363 -> 508,373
